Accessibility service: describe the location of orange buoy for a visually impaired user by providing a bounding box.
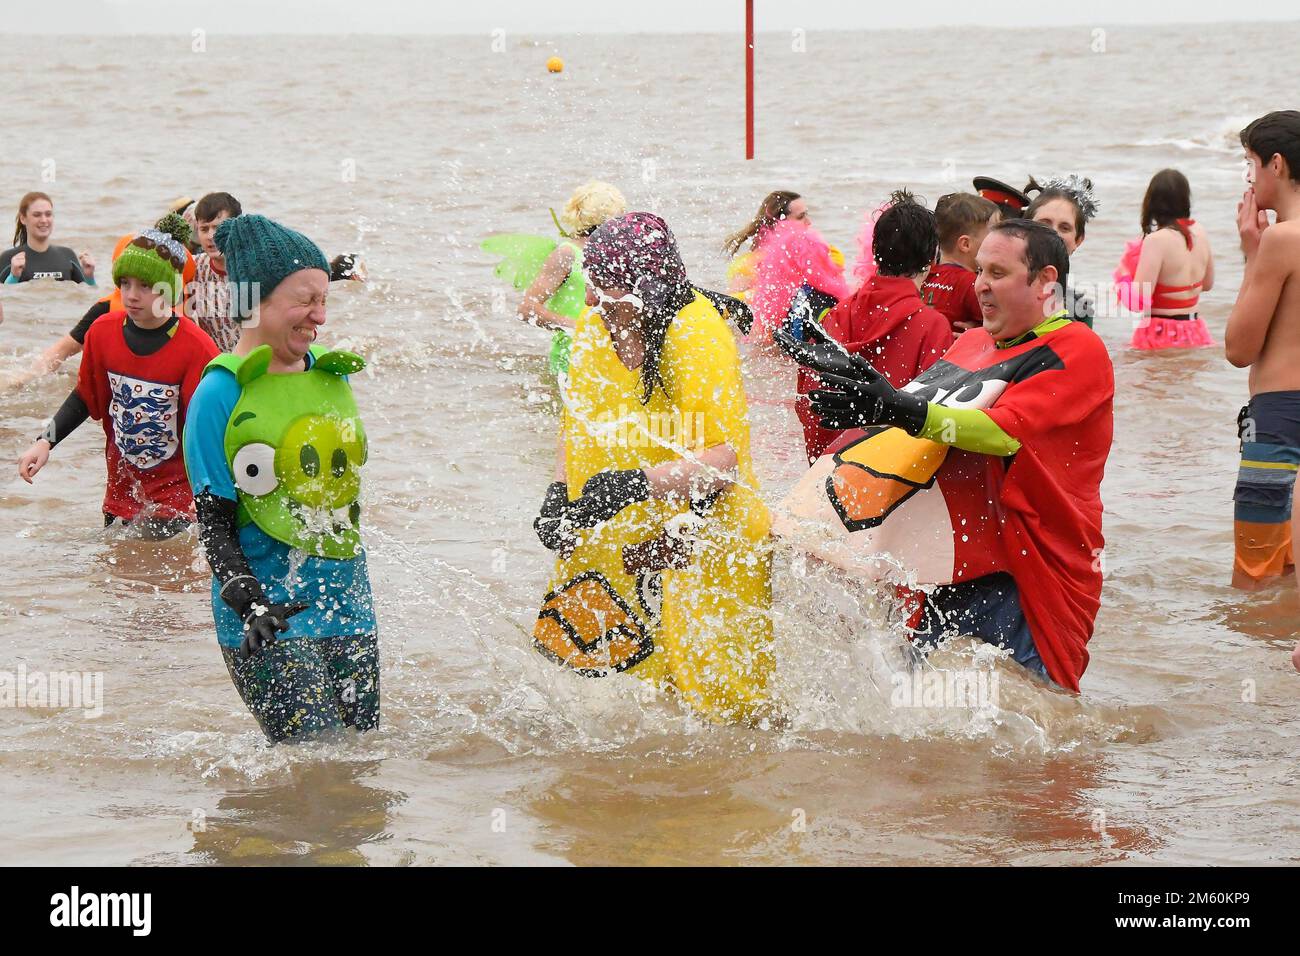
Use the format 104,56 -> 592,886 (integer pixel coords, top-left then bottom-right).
546,56 -> 564,73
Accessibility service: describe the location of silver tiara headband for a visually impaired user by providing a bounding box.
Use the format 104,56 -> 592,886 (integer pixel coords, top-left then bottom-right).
1041,175 -> 1100,222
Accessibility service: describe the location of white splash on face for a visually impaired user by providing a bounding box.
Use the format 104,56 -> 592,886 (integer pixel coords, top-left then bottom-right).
583,268 -> 644,315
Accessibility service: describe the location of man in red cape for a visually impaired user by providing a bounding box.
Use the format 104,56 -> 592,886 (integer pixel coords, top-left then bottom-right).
779,219 -> 1113,692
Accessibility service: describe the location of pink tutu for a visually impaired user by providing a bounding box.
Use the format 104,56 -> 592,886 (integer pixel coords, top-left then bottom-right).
1128,316 -> 1215,350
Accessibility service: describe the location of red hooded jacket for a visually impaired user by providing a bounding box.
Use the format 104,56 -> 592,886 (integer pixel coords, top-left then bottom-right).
796,274 -> 953,462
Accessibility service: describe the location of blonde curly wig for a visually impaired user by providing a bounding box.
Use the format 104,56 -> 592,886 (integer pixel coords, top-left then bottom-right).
561,181 -> 627,235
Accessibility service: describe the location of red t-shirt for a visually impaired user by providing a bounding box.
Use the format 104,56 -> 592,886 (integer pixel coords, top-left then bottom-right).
796,275 -> 953,463
77,311 -> 219,521
921,262 -> 982,332
927,323 -> 1114,690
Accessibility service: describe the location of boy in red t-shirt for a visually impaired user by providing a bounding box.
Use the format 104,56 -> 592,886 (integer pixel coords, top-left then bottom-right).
922,192 -> 998,333
17,221 -> 218,538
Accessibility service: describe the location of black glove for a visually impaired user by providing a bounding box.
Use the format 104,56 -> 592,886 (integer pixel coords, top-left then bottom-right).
534,481 -> 577,553
773,326 -> 929,434
566,469 -> 652,528
219,575 -> 308,659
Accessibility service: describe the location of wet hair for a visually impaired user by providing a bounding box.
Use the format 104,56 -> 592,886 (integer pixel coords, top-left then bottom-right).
194,191 -> 243,223
1140,169 -> 1193,245
872,189 -> 938,277
989,219 -> 1070,288
723,190 -> 801,256
1025,175 -> 1097,241
13,191 -> 53,246
638,283 -> 695,404
994,201 -> 1023,221
1240,110 -> 1300,184
934,192 -> 998,252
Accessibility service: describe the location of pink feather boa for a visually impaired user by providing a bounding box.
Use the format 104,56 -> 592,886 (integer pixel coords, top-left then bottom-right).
1113,235 -> 1147,312
852,202 -> 891,286
748,220 -> 850,341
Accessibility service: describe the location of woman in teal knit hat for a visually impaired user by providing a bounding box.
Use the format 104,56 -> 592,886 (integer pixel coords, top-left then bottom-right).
182,214 -> 380,744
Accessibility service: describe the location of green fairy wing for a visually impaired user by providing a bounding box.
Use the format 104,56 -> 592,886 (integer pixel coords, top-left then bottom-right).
480,234 -> 559,290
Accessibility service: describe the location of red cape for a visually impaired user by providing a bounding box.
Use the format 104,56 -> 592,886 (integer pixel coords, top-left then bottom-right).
938,323 -> 1114,691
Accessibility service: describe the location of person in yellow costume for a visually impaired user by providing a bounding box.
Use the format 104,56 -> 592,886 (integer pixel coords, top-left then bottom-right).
531,212 -> 774,724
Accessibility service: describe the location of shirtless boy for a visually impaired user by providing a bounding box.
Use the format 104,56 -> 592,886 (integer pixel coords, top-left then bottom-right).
1224,111 -> 1300,615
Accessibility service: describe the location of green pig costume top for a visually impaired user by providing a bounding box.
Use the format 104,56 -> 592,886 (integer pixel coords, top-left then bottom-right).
184,344 -> 376,649
208,344 -> 368,559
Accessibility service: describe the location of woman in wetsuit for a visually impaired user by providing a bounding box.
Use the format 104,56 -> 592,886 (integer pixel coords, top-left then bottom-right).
0,192 -> 96,284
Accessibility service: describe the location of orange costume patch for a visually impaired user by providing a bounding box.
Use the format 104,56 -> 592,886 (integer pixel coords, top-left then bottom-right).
534,571 -> 655,676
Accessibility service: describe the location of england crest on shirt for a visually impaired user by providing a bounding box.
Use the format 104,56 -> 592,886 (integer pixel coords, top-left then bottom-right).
107,371 -> 180,470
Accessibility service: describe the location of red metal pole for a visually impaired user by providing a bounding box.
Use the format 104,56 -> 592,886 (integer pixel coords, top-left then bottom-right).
745,0 -> 754,160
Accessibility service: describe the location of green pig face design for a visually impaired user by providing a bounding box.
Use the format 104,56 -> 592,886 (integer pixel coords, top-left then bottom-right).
223,345 -> 368,560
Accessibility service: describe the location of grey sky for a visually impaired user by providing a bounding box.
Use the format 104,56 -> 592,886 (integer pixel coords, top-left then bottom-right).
3,0 -> 1296,34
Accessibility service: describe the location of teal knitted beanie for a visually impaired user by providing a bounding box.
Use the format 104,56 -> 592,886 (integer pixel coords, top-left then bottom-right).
214,214 -> 330,319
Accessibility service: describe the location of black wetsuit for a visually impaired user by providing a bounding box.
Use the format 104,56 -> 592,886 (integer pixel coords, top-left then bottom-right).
1066,283 -> 1095,329
68,299 -> 113,344
0,243 -> 89,283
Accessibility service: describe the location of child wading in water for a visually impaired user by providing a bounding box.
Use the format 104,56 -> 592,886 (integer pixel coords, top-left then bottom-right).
187,191 -> 244,352
1225,111 -> 1300,604
16,218 -> 217,538
922,192 -> 998,333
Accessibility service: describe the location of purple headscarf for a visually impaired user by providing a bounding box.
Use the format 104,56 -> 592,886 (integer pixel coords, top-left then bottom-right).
583,212 -> 695,402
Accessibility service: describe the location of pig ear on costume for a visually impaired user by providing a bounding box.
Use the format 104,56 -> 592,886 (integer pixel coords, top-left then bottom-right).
236,345 -> 274,386
314,351 -> 366,377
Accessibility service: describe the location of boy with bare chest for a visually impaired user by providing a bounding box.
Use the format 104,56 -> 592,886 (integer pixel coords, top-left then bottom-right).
1225,110 -> 1300,613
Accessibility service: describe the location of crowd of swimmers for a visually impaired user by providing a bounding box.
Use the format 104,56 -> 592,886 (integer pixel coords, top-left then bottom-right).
5,109 -> 1299,743
509,109 -> 1300,720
